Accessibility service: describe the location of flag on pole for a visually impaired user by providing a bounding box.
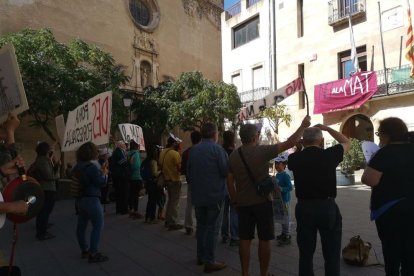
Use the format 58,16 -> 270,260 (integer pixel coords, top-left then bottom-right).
348,15 -> 359,75
406,0 -> 414,78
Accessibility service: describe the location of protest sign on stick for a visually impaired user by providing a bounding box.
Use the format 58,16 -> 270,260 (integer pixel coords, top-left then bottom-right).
118,123 -> 146,151
55,114 -> 66,146
62,91 -> 112,152
0,43 -> 29,123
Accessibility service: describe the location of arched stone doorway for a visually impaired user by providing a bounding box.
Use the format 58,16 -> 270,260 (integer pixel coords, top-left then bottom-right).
342,114 -> 374,141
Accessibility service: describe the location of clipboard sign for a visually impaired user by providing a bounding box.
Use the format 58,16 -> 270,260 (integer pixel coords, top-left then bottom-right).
0,43 -> 29,123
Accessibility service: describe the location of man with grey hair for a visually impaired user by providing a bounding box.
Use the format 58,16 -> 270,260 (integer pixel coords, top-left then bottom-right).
187,122 -> 228,273
288,124 -> 350,276
228,116 -> 311,276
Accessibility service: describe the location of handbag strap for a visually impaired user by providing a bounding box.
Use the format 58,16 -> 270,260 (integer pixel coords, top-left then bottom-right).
238,147 -> 256,185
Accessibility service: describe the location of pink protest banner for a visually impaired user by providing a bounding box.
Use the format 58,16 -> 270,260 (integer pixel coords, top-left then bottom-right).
313,71 -> 378,114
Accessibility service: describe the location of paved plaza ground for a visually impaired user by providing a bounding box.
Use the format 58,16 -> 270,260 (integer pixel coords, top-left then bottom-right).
0,182 -> 385,276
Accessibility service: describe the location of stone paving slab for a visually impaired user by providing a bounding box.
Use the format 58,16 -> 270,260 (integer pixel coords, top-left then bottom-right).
0,183 -> 385,275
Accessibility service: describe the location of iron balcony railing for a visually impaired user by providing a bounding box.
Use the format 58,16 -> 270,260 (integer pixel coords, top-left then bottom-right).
239,87 -> 271,104
328,0 -> 366,26
373,65 -> 414,97
225,1 -> 241,20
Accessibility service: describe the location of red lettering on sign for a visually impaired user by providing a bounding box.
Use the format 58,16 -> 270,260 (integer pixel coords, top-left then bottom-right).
285,78 -> 302,96
102,96 -> 109,135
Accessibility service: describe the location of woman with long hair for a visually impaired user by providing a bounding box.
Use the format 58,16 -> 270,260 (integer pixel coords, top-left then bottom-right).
72,142 -> 109,263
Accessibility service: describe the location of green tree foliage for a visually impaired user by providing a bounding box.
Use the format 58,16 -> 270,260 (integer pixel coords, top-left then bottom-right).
167,71 -> 241,131
133,72 -> 241,145
258,104 -> 292,134
340,138 -> 365,174
0,28 -> 129,141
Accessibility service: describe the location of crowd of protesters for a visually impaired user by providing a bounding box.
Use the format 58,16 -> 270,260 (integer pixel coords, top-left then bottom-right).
1,112 -> 414,275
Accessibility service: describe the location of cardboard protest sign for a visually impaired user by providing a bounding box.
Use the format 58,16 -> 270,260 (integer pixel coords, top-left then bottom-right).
0,43 -> 29,123
62,91 -> 112,152
55,114 -> 66,146
118,123 -> 146,151
361,141 -> 380,162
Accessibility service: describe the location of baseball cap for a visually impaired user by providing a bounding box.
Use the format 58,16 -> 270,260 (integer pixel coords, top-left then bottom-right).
274,152 -> 289,163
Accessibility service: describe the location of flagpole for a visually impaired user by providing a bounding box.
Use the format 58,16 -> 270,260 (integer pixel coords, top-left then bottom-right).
370,45 -> 375,71
378,1 -> 389,95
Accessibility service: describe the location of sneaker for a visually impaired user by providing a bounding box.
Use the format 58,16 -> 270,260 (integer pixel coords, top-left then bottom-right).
168,224 -> 184,231
88,252 -> 109,263
276,234 -> 284,241
278,235 -> 291,246
229,240 -> 239,246
185,227 -> 193,235
37,232 -> 56,241
203,261 -> 226,273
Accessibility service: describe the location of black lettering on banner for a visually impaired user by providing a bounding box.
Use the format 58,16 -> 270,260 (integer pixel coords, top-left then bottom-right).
63,122 -> 93,147
248,105 -> 255,116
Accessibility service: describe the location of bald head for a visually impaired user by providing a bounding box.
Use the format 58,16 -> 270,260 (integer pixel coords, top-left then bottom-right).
303,127 -> 323,147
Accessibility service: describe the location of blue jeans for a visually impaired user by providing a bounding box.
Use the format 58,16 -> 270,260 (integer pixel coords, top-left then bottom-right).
76,197 -> 104,254
195,200 -> 224,264
221,196 -> 239,241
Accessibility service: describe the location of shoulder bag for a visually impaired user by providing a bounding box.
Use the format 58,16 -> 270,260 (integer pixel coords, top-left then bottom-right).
238,148 -> 275,197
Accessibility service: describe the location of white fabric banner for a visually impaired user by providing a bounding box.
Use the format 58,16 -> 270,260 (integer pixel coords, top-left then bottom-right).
239,78 -> 304,121
62,91 -> 112,152
118,123 -> 146,151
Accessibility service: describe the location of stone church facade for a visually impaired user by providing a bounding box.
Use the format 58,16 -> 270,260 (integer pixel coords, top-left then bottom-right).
0,0 -> 223,160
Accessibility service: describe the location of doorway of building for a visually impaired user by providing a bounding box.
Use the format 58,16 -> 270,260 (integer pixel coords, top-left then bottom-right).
342,114 -> 374,141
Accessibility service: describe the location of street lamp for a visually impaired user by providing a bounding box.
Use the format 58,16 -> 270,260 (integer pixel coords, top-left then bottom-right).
122,91 -> 134,122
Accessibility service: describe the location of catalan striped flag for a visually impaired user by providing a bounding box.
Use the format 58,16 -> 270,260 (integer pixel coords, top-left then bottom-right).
406,0 -> 414,78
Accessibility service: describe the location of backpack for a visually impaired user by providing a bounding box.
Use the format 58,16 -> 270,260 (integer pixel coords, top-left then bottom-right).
70,163 -> 93,198
140,158 -> 152,182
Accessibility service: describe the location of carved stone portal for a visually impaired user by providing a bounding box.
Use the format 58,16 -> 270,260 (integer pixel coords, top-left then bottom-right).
182,0 -> 223,29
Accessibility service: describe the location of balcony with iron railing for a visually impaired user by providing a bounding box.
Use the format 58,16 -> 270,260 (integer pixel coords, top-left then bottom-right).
225,1 -> 241,20
373,65 -> 414,98
239,87 -> 271,104
328,0 -> 366,26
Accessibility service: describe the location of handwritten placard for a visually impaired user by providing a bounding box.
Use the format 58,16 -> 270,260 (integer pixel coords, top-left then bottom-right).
0,43 -> 29,123
118,123 -> 146,151
62,91 -> 112,152
55,114 -> 66,146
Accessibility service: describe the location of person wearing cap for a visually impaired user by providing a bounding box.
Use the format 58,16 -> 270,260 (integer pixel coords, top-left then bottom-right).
227,116 -> 310,276
159,136 -> 182,230
288,124 -> 350,276
273,153 -> 292,246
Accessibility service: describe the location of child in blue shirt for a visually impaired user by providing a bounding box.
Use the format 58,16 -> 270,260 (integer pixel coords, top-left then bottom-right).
273,153 -> 292,246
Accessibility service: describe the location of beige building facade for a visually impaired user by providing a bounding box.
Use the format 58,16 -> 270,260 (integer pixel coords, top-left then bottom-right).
0,0 -> 223,159
222,0 -> 414,145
